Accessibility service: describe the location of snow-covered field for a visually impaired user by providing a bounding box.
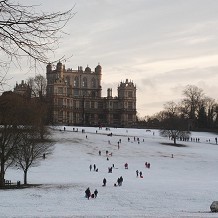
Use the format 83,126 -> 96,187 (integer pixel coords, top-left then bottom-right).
1,126 -> 218,218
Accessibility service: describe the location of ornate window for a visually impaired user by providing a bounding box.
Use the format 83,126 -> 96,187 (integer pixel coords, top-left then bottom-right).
91,78 -> 96,88
74,76 -> 79,87
82,77 -> 87,87
66,76 -> 70,85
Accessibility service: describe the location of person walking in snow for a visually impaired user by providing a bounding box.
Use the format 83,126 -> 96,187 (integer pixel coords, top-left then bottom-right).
147,163 -> 150,169
89,164 -> 92,171
85,187 -> 91,200
94,189 -> 98,198
136,170 -> 139,177
117,176 -> 123,186
139,171 -> 143,178
93,164 -> 96,171
103,178 -> 107,186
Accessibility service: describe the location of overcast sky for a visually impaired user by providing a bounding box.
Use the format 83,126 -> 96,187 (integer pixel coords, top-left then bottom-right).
6,0 -> 218,117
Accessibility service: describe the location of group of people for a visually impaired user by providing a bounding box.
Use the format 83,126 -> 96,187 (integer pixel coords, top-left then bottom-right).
85,129 -> 152,201
89,164 -> 98,172
136,170 -> 143,178
114,176 -> 123,186
85,188 -> 98,200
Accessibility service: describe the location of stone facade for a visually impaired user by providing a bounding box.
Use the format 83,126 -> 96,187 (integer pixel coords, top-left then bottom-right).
46,62 -> 137,127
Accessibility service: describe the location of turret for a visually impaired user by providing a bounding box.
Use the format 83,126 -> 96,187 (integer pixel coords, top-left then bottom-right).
46,63 -> 52,74
95,64 -> 102,74
85,65 -> 91,73
56,61 -> 64,78
95,64 -> 102,82
107,88 -> 112,98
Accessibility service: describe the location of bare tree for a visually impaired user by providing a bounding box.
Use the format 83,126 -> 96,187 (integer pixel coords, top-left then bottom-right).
159,101 -> 190,145
0,125 -> 22,186
181,85 -> 205,120
0,92 -> 24,186
27,74 -> 47,99
0,0 -> 75,85
0,91 -> 50,186
13,127 -> 53,185
160,117 -> 190,145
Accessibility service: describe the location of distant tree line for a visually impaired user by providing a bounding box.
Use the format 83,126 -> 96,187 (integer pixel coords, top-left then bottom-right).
137,85 -> 218,132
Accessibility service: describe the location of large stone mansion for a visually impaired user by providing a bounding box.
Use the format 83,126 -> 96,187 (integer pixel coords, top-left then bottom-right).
46,62 -> 137,127
13,62 -> 137,127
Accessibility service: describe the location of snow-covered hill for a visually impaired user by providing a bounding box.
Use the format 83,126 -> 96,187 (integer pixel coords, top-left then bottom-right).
1,126 -> 218,217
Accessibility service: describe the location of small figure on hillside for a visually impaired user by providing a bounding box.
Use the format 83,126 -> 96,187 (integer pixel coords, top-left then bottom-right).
171,154 -> 174,158
215,137 -> 217,144
93,164 -> 96,171
117,177 -> 123,186
85,187 -> 91,200
107,157 -> 109,161
94,189 -> 98,198
124,163 -> 128,169
64,127 -> 66,131
99,150 -> 101,156
106,150 -> 109,155
96,168 -> 98,172
145,162 -> 148,168
89,164 -> 92,171
103,178 -> 107,186
147,163 -> 150,169
139,171 -> 143,178
108,167 -> 112,173
43,153 -> 46,159
136,170 -> 139,177
86,135 -> 87,139
96,130 -> 98,134
108,140 -> 111,144
117,177 -> 121,186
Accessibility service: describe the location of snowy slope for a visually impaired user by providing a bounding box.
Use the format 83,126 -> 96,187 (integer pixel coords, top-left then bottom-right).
1,126 -> 218,217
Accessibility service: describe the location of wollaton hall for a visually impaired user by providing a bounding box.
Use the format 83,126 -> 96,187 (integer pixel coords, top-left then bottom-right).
15,61 -> 137,127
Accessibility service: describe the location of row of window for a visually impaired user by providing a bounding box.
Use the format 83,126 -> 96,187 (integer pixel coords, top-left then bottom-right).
56,99 -> 135,110
55,88 -> 99,97
118,91 -> 135,98
65,76 -> 99,88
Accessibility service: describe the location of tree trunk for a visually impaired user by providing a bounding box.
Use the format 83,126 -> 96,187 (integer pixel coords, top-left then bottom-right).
24,169 -> 28,185
173,136 -> 177,145
0,162 -> 5,187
